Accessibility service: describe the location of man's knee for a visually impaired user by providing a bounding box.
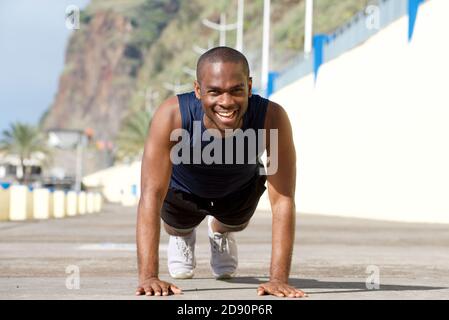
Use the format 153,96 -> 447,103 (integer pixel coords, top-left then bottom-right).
213,219 -> 249,233
163,222 -> 195,236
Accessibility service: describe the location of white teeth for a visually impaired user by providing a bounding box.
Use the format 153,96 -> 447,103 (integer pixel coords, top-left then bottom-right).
216,110 -> 235,118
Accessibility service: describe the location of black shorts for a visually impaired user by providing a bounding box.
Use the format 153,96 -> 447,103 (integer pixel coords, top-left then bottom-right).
161,174 -> 267,229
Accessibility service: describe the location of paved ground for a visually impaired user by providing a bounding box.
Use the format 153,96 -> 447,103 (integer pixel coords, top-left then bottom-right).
0,203 -> 448,300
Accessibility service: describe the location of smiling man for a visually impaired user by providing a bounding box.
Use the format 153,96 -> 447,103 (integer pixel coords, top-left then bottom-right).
136,46 -> 306,298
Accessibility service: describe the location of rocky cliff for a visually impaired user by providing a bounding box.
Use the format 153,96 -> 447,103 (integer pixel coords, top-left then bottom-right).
43,10 -> 140,141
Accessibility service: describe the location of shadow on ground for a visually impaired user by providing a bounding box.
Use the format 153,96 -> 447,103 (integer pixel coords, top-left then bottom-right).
182,277 -> 447,295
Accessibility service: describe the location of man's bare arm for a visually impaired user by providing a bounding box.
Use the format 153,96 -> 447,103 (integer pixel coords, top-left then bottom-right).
136,96 -> 182,296
257,101 -> 307,298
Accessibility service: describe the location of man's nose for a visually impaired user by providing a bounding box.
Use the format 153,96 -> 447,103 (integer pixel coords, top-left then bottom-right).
218,92 -> 234,107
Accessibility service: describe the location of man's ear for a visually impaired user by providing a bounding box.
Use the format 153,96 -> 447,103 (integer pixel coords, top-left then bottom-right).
194,80 -> 201,99
248,77 -> 253,97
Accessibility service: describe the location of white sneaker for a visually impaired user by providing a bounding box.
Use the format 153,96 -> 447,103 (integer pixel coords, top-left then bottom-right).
208,216 -> 238,279
167,229 -> 196,279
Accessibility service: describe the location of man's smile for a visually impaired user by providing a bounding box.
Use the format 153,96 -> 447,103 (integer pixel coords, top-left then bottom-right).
213,108 -> 240,126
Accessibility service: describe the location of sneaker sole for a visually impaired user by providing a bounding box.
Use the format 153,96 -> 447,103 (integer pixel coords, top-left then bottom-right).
213,272 -> 235,280
170,270 -> 195,279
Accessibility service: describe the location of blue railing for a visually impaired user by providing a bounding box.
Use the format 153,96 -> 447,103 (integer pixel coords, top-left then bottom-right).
273,0 -> 410,91
1,182 -> 11,189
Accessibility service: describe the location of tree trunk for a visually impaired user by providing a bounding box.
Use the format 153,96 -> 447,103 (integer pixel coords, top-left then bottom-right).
20,158 -> 26,185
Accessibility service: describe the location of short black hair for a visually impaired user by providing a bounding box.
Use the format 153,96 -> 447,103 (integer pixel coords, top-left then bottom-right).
196,46 -> 250,82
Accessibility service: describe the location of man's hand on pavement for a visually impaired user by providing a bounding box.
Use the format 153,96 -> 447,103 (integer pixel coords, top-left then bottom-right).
257,280 -> 307,298
136,277 -> 182,296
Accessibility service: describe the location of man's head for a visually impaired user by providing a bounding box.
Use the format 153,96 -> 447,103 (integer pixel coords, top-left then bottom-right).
194,46 -> 252,133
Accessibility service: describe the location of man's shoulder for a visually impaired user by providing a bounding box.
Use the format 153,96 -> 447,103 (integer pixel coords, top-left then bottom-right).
264,100 -> 288,130
159,95 -> 180,112
154,96 -> 182,130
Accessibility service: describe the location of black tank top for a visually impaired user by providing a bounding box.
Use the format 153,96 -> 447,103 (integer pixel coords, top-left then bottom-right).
169,91 -> 269,198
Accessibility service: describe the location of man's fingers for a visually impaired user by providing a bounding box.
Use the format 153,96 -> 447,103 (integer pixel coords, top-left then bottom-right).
281,286 -> 306,298
297,290 -> 308,298
144,286 -> 154,296
136,287 -> 145,296
285,288 -> 296,297
258,285 -> 285,297
279,287 -> 291,297
170,284 -> 182,294
290,287 -> 306,297
268,287 -> 284,297
271,286 -> 285,297
150,283 -> 162,296
257,285 -> 269,296
274,291 -> 285,297
137,281 -> 182,297
159,283 -> 170,296
257,282 -> 308,298
287,288 -> 298,297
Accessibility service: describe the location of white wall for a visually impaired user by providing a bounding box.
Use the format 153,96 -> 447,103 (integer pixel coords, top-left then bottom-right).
83,162 -> 141,204
263,0 -> 449,224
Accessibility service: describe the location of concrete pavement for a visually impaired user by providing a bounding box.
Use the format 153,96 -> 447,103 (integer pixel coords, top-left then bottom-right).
0,203 -> 448,300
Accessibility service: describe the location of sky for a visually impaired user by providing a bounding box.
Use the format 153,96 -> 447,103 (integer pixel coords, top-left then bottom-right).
0,0 -> 91,133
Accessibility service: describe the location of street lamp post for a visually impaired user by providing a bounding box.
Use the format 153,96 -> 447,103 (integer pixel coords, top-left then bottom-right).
163,80 -> 192,95
261,0 -> 271,96
236,0 -> 244,52
304,0 -> 314,57
47,129 -> 86,192
202,13 -> 238,47
75,139 -> 83,192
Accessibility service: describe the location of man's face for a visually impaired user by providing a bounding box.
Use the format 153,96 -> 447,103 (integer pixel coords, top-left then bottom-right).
194,61 -> 252,132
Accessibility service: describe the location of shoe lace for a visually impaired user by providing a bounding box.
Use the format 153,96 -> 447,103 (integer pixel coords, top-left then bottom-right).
176,237 -> 193,261
212,233 -> 229,254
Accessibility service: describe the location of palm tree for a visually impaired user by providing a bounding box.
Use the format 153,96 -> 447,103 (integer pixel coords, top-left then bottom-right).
0,122 -> 51,184
116,110 -> 152,161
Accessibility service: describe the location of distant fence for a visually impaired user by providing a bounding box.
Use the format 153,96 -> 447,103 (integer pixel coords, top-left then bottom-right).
0,185 -> 103,221
274,0 -> 409,91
